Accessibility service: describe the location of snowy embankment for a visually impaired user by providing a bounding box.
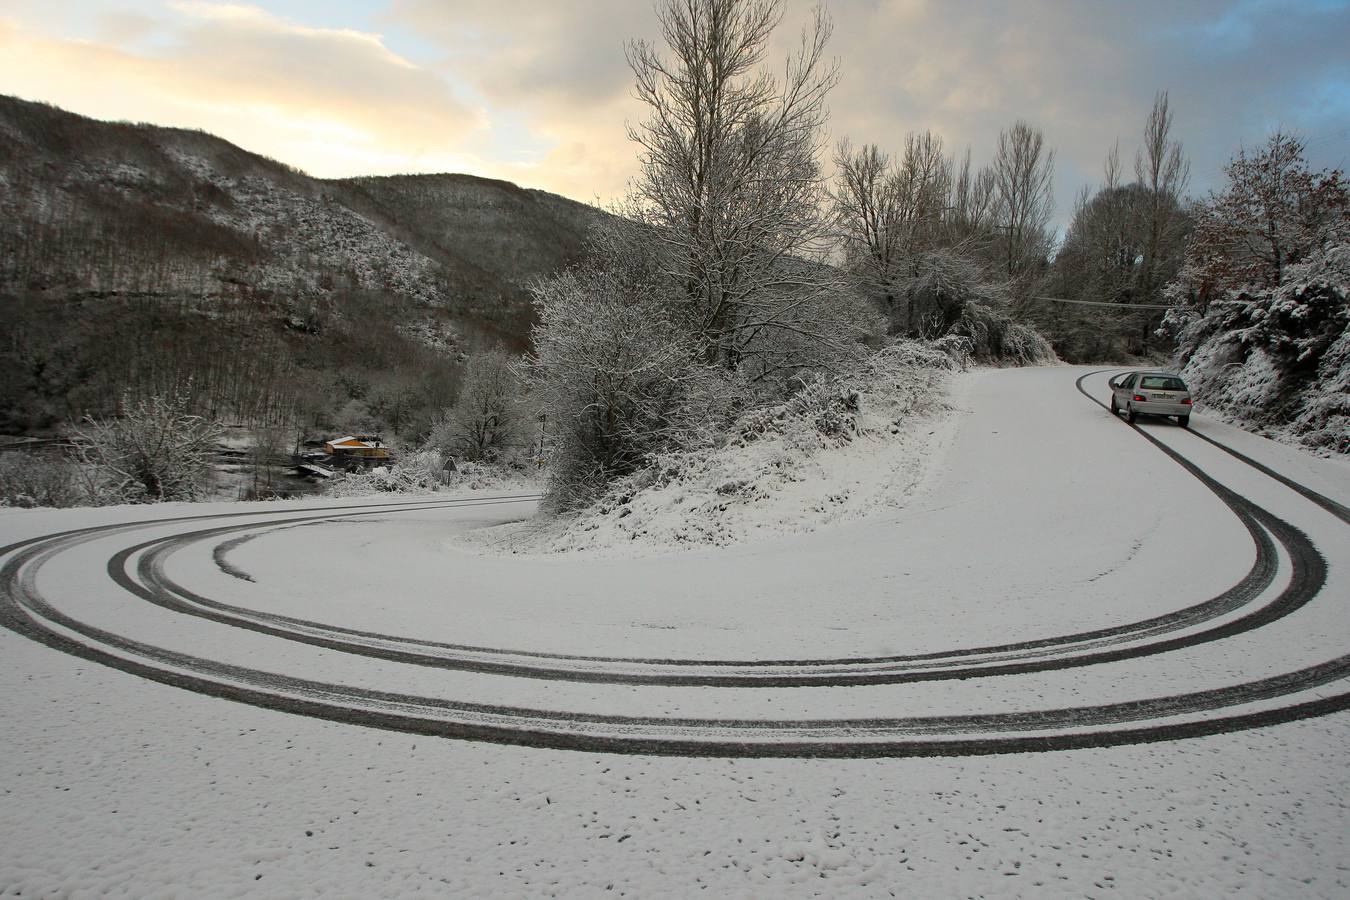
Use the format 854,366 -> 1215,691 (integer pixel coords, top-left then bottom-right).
1182,323 -> 1350,456
466,342 -> 966,558
322,452 -> 543,500
1175,245 -> 1349,457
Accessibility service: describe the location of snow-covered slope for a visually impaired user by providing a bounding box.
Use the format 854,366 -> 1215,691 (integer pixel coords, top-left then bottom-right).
470,343 -> 965,558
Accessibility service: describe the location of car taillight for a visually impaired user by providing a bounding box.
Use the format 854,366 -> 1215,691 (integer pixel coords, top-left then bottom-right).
1132,394 -> 1147,402
1181,397 -> 1192,405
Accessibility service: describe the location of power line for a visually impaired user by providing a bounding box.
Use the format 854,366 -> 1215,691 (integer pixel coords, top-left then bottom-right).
1027,295 -> 1171,311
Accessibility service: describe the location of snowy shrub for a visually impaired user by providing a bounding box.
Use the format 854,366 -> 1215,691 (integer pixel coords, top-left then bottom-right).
1289,325 -> 1350,453
512,338 -> 959,554
526,263 -> 746,513
0,452 -> 87,508
558,341 -> 961,531
999,322 -> 1058,366
896,249 -> 1056,365
327,449 -> 447,496
69,390 -> 223,503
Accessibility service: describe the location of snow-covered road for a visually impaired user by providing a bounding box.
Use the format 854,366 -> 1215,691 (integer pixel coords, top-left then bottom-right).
3,366 -> 1348,896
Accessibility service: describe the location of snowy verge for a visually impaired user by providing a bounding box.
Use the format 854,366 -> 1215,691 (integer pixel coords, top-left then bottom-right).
323,452 -> 543,499
459,342 -> 968,559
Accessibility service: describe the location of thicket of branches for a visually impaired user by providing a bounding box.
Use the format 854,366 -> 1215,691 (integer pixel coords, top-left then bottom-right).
427,351 -> 523,463
1036,93 -> 1192,360
829,121 -> 1057,362
69,390 -> 224,503
526,237 -> 745,511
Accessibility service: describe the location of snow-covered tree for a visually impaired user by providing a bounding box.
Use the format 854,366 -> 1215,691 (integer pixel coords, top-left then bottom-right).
831,132 -> 956,318
1170,132 -> 1345,311
991,121 -> 1056,278
439,351 -> 522,462
70,390 -> 223,502
626,0 -> 845,370
1134,91 -> 1191,305
526,256 -> 739,512
1163,133 -> 1348,452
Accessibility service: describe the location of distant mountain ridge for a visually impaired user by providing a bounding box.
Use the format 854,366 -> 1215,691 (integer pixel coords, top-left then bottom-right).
0,95 -> 605,432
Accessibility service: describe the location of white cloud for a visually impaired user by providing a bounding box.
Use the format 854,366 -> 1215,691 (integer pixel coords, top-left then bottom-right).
0,2 -> 481,178
2,0 -> 1346,214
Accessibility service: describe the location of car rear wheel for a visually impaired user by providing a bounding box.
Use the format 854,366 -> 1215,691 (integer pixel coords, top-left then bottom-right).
1126,405 -> 1137,424
1110,396 -> 1119,415
1177,415 -> 1189,428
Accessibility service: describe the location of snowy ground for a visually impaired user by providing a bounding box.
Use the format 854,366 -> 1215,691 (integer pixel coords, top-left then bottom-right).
2,366 -> 1348,897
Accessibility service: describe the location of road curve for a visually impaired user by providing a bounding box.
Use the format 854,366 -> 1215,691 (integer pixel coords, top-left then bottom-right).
2,369 -> 1347,757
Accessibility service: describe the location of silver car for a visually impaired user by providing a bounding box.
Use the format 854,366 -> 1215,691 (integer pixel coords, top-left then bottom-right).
1109,371 -> 1193,427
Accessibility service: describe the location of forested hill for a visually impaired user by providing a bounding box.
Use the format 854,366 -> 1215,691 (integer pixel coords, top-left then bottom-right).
0,95 -> 603,433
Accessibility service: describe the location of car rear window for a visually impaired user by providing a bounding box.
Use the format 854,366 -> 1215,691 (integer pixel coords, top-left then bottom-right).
1140,376 -> 1187,391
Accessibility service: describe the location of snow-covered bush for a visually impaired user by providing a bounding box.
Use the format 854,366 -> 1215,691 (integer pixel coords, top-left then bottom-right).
527,339 -> 962,554
897,249 -> 1056,365
69,390 -> 223,503
587,341 -> 955,506
1174,247 -> 1349,452
0,452 -> 88,508
325,449 -> 540,498
526,263 -> 746,513
326,449 -> 447,496
999,321 -> 1058,366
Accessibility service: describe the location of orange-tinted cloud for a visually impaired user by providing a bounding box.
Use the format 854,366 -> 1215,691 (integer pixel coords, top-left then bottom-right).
0,3 -> 483,179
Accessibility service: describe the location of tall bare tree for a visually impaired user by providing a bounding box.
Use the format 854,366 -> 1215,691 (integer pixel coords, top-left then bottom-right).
894,130 -> 953,257
831,139 -> 904,310
991,121 -> 1056,277
947,148 -> 998,246
626,0 -> 842,369
1134,91 -> 1191,302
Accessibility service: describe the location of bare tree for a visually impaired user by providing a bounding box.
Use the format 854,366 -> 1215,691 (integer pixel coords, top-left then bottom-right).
1135,91 -> 1191,302
626,0 -> 842,369
831,139 -> 905,313
444,351 -> 522,462
991,121 -> 1056,277
69,390 -> 222,503
893,130 -> 953,258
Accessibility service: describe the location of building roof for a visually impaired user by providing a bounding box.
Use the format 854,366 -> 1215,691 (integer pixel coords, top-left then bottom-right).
326,436 -> 385,449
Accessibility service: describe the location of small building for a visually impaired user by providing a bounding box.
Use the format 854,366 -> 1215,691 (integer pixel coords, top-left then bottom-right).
323,436 -> 391,460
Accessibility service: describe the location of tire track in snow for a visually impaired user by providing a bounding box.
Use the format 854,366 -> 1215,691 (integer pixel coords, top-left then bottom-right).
119,498 -> 1284,685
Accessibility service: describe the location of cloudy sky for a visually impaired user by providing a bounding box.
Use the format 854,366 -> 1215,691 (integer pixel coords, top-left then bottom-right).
2,0 -> 1347,228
